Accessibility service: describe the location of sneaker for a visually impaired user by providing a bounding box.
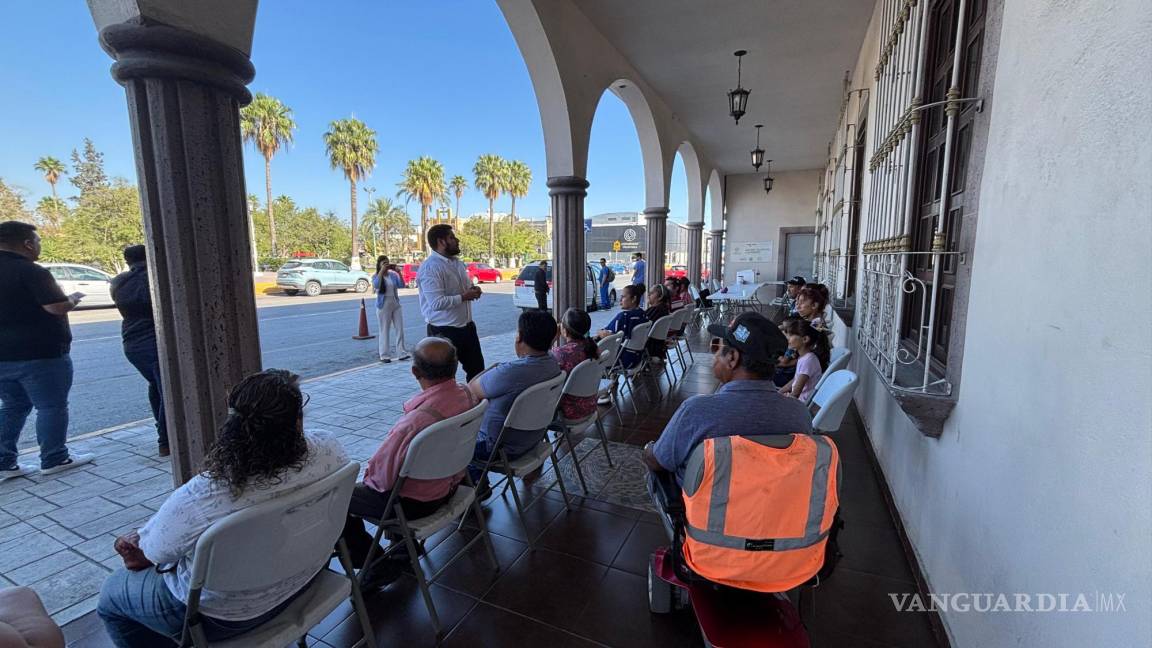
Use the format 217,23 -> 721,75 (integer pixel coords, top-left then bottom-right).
158,444 -> 170,458
597,393 -> 612,406
379,357 -> 393,363
0,464 -> 31,481
40,453 -> 94,476
359,556 -> 408,592
397,353 -> 411,361
473,474 -> 494,502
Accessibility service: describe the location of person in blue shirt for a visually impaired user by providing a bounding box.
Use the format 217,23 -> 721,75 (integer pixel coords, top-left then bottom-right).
597,284 -> 648,369
597,258 -> 614,309
373,256 -> 409,362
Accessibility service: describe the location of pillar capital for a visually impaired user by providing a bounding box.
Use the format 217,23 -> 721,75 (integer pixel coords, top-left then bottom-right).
643,206 -> 670,220
684,221 -> 704,230
710,228 -> 726,236
99,22 -> 255,104
547,175 -> 589,196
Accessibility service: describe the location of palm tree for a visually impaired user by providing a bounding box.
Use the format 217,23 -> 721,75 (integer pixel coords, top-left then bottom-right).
33,156 -> 66,226
449,175 -> 468,231
397,157 -> 447,255
323,117 -> 378,270
363,197 -> 406,257
505,160 -> 532,227
240,94 -> 296,258
473,154 -> 507,258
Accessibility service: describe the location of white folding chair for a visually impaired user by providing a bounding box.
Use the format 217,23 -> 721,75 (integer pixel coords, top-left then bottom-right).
550,358 -> 614,494
644,315 -> 676,398
810,370 -> 859,433
179,462 -> 376,648
613,321 -> 654,414
356,401 -> 495,637
476,372 -> 570,547
805,348 -> 851,406
666,308 -> 694,375
595,332 -> 624,411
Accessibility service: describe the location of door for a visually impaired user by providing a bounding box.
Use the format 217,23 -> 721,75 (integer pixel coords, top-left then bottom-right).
784,233 -> 816,282
328,261 -> 353,287
70,266 -> 113,306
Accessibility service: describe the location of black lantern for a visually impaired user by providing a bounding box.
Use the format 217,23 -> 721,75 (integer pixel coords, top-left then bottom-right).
751,124 -> 765,171
728,50 -> 750,124
763,161 -> 775,195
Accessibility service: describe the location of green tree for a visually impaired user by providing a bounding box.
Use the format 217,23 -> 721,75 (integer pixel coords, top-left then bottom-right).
68,138 -> 108,196
0,179 -> 32,222
33,156 -> 67,227
43,181 -> 144,272
240,93 -> 296,258
449,175 -> 468,230
505,160 -> 531,227
362,197 -> 411,257
397,157 -> 447,255
36,197 -> 68,230
473,154 -> 507,258
324,118 -> 377,270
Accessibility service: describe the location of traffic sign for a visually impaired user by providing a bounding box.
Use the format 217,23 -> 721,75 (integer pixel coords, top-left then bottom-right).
612,240 -> 622,252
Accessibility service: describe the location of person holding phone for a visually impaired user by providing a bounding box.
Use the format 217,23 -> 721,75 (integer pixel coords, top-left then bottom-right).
0,221 -> 92,481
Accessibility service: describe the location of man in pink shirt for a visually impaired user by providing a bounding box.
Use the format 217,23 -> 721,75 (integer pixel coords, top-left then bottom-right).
342,337 -> 478,585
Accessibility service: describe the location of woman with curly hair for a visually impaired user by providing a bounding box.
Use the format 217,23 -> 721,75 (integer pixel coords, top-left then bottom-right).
98,369 -> 348,647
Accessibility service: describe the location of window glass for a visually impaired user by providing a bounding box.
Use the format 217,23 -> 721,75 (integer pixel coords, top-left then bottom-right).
312,262 -> 331,271
72,267 -> 109,281
281,262 -> 302,270
47,266 -> 72,280
330,262 -> 350,272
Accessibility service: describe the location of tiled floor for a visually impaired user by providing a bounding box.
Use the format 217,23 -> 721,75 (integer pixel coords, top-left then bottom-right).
4,311 -> 945,647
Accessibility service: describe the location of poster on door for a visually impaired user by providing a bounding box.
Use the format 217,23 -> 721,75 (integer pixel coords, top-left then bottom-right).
731,241 -> 773,264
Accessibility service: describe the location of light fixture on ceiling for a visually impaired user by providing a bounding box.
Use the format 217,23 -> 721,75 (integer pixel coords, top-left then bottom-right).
751,124 -> 765,171
763,161 -> 775,195
728,50 -> 750,124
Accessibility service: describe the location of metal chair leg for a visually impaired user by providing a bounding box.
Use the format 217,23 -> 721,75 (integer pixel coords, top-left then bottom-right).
335,538 -> 378,648
471,496 -> 500,570
549,446 -> 573,508
396,512 -> 441,636
594,413 -> 613,467
562,429 -> 590,495
505,466 -> 535,548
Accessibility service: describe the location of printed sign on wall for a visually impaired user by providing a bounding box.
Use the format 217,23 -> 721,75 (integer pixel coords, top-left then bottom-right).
731,241 -> 773,263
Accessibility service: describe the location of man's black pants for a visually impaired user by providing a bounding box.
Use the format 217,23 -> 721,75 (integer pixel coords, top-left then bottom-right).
124,346 -> 166,447
427,321 -> 485,381
342,483 -> 450,567
535,291 -> 548,311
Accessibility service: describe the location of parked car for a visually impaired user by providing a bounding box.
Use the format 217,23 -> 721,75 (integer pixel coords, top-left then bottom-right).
276,259 -> 371,296
513,262 -> 616,311
609,262 -> 628,276
39,263 -> 115,308
466,262 -> 502,284
665,265 -> 688,279
400,263 -> 420,288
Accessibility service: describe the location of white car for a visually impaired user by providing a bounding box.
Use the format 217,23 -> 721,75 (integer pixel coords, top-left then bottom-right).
40,263 -> 116,308
513,262 -> 617,311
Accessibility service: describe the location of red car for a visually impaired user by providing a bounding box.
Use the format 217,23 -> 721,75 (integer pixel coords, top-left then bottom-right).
466,262 -> 503,284
665,265 -> 688,279
400,263 -> 420,288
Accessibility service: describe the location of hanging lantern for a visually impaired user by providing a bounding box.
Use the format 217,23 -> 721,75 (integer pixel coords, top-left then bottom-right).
728,50 -> 750,124
751,124 -> 765,171
763,161 -> 775,195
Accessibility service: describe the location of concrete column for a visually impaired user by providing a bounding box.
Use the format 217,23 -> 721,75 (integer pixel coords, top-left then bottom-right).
709,229 -> 725,286
643,207 -> 669,289
98,23 -> 262,485
548,176 -> 589,318
685,222 -> 704,286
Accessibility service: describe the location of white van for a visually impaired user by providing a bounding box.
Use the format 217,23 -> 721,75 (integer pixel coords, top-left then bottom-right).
40,263 -> 116,308
512,262 -> 617,312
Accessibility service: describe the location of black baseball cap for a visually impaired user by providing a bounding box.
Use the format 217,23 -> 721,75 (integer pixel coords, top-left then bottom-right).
707,312 -> 789,362
786,275 -> 806,286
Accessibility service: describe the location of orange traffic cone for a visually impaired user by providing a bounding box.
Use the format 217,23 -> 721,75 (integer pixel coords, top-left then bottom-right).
353,298 -> 376,340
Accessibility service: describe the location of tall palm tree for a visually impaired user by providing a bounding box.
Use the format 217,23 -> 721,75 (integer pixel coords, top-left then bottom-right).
33,156 -> 66,226
363,197 -> 406,257
397,157 -> 447,255
449,175 -> 468,230
505,160 -> 532,227
473,154 -> 507,258
240,94 -> 296,258
323,117 -> 378,270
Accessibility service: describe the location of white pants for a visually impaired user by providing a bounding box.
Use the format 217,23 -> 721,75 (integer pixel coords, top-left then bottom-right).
376,300 -> 406,359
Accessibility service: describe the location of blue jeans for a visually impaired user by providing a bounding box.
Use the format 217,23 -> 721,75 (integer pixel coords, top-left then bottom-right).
124,347 -> 167,447
0,355 -> 73,469
599,283 -> 610,308
98,567 -> 283,647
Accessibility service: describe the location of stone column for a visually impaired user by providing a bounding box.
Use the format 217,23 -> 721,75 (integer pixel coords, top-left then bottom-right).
685,222 -> 704,286
709,229 -> 725,286
99,23 -> 262,485
643,207 -> 669,290
548,176 -> 589,319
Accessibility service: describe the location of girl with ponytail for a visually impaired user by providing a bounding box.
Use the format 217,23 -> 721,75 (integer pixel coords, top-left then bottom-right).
550,308 -> 600,421
778,319 -> 832,402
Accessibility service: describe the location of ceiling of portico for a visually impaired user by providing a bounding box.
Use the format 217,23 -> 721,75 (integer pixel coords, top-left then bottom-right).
575,0 -> 875,173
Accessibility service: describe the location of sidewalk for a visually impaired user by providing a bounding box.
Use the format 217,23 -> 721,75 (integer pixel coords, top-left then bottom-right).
0,308 -> 622,625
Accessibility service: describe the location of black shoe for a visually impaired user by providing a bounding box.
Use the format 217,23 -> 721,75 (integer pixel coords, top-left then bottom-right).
359,552 -> 411,592
474,474 -> 493,502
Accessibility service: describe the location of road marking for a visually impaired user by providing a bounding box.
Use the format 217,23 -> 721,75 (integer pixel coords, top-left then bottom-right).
260,308 -> 358,322
73,335 -> 122,343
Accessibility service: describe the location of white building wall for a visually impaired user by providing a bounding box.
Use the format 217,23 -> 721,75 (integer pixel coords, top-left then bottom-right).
832,0 -> 1152,646
722,170 -> 819,285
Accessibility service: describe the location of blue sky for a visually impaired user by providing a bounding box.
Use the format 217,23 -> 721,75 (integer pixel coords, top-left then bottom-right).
0,1 -> 689,224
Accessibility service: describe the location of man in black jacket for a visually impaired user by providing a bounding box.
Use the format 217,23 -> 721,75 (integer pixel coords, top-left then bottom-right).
533,260 -> 550,311
111,245 -> 168,457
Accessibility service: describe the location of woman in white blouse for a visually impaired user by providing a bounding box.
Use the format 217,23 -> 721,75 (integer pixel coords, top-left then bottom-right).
97,369 -> 348,647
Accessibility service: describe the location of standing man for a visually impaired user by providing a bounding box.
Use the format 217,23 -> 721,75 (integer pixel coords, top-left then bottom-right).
533,260 -> 550,312
632,252 -> 647,305
598,258 -> 613,309
0,221 -> 92,480
111,245 -> 168,457
418,224 -> 485,380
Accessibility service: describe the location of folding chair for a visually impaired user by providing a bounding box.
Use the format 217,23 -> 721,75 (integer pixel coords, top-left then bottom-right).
595,332 -> 624,412
356,401 -> 496,637
641,316 -> 676,400
666,308 -> 694,377
810,370 -> 859,434
550,358 -> 614,494
613,321 -> 654,414
179,462 -> 376,648
805,348 -> 851,406
476,372 -> 570,548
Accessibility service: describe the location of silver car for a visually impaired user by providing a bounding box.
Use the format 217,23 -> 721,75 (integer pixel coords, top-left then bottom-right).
40,263 -> 116,308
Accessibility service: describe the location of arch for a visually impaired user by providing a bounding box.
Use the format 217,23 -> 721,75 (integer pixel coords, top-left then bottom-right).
677,141 -> 705,224
707,169 -> 724,230
609,80 -> 666,210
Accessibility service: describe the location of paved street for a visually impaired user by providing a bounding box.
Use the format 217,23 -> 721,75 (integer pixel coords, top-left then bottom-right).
16,282 -> 598,450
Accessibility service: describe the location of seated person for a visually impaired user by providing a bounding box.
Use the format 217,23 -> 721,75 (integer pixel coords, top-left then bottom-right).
796,284 -> 829,329
783,275 -> 806,317
98,370 -> 348,647
772,316 -> 801,387
550,308 -> 600,422
596,284 -> 648,369
342,337 -> 479,586
778,319 -> 830,402
469,310 -> 563,481
644,284 -> 671,361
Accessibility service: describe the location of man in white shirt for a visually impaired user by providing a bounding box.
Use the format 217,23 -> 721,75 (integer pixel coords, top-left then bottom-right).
417,224 -> 486,380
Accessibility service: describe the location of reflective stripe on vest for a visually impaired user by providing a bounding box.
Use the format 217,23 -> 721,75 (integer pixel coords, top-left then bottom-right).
686,434 -> 834,552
